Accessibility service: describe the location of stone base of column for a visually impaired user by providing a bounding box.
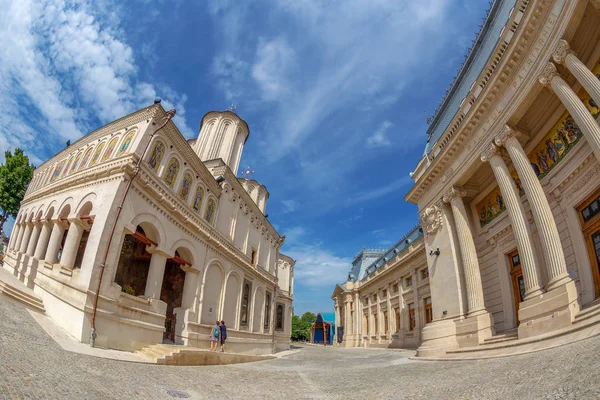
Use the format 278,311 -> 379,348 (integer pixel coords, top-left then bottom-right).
24,258 -> 40,289
17,255 -> 31,282
415,319 -> 459,357
517,279 -> 579,339
455,310 -> 495,348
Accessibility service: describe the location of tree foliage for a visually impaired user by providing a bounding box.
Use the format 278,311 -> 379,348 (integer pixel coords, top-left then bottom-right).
291,312 -> 318,341
0,149 -> 35,233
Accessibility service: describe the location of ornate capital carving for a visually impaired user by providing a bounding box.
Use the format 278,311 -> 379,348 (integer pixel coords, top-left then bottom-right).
480,144 -> 501,163
442,186 -> 467,203
419,204 -> 443,237
494,125 -> 518,147
552,39 -> 574,64
538,62 -> 559,86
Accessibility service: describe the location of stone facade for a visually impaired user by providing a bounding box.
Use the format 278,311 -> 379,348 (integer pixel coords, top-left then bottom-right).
332,226 -> 430,349
3,104 -> 293,355
404,0 -> 600,356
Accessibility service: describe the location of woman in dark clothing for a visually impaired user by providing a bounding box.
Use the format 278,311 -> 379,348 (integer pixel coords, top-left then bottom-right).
219,320 -> 227,352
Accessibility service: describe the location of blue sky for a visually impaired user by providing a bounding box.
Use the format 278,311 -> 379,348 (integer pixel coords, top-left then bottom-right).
0,0 -> 490,316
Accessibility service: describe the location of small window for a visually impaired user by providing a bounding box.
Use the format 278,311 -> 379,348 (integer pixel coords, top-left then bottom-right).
421,268 -> 429,279
264,293 -> 271,329
382,289 -> 387,298
374,315 -> 378,334
240,282 -> 251,325
384,313 -> 389,333
424,297 -> 433,324
251,248 -> 257,265
392,283 -> 399,293
395,308 -> 400,332
406,276 -> 413,287
276,304 -> 284,330
372,293 -> 377,301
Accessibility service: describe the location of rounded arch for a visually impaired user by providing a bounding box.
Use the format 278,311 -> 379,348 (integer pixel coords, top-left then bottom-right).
200,261 -> 225,324
192,185 -> 206,213
178,169 -> 194,202
79,146 -> 95,171
204,196 -> 218,225
101,135 -> 121,162
162,155 -> 182,188
146,135 -> 168,172
74,193 -> 97,216
130,213 -> 165,246
70,151 -> 84,173
62,156 -> 75,177
44,201 -> 58,219
222,271 -> 241,326
90,141 -> 107,166
57,197 -> 74,219
252,287 -> 265,332
170,238 -> 197,266
116,128 -> 137,157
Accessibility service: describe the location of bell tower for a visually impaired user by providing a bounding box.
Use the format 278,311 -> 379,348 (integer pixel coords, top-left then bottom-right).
193,108 -> 250,175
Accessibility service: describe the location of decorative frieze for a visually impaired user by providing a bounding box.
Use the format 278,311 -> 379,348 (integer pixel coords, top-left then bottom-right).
419,204 -> 443,237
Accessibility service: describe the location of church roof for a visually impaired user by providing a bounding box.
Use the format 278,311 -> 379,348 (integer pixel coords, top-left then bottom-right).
199,110 -> 251,144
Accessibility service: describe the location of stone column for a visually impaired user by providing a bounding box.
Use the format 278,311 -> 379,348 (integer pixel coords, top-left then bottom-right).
553,40 -> 600,109
8,223 -> 21,250
539,62 -> 600,162
413,268 -> 420,334
59,220 -> 85,270
481,144 -> 544,298
19,223 -> 33,253
376,293 -> 381,340
354,292 -> 361,346
44,222 -> 65,264
12,224 -> 24,251
344,297 -> 351,343
33,222 -> 52,260
26,223 -> 42,257
386,283 -> 392,338
443,187 -> 486,315
144,250 -> 168,299
181,267 -> 199,309
496,126 -> 571,289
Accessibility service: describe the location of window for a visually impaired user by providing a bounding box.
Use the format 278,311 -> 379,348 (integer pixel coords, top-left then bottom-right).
365,316 -> 369,335
408,303 -> 415,331
382,289 -> 387,298
406,276 -> 413,287
424,297 -> 433,324
374,315 -> 378,334
251,248 -> 257,265
384,313 -> 389,333
373,293 -> 377,301
395,308 -> 400,332
276,304 -> 284,330
264,292 -> 271,329
73,226 -> 92,269
421,268 -> 429,279
240,282 -> 251,325
392,283 -> 399,293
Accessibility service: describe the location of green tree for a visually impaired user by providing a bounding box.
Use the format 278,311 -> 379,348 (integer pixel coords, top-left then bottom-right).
0,149 -> 35,233
301,311 -> 316,324
291,312 -> 318,341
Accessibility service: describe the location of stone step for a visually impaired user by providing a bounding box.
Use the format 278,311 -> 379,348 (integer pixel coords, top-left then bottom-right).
0,282 -> 45,313
574,300 -> 600,323
482,329 -> 518,346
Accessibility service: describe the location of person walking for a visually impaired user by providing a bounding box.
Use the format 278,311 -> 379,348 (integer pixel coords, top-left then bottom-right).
219,320 -> 227,352
210,321 -> 220,352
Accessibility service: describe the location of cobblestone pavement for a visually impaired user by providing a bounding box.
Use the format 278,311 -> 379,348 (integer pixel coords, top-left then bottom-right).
1,295 -> 600,400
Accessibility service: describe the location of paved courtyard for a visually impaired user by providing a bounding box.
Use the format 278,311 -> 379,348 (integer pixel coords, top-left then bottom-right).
1,295 -> 599,400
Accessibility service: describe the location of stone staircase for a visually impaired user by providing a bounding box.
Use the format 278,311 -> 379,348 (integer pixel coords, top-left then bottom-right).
0,267 -> 45,314
481,328 -> 518,346
136,344 -> 274,365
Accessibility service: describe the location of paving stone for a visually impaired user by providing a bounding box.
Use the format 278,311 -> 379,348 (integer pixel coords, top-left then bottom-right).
0,294 -> 599,399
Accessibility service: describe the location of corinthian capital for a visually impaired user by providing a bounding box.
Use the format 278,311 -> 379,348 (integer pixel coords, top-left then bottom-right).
480,143 -> 501,163
538,62 -> 559,86
552,39 -> 575,64
494,125 -> 518,147
442,186 -> 467,203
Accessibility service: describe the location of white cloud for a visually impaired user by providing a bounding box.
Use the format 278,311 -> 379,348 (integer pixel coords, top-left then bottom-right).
281,199 -> 298,214
252,37 -> 297,101
349,176 -> 413,204
284,243 -> 350,288
367,120 -> 393,147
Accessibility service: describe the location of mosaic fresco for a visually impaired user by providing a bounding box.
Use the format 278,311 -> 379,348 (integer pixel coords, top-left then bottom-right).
477,58 -> 600,227
117,130 -> 136,157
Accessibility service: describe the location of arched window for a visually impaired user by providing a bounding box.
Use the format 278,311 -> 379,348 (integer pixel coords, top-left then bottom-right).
179,172 -> 192,201
240,282 -> 251,325
276,304 -> 284,330
264,292 -> 271,329
50,160 -> 66,182
102,137 -> 119,161
90,142 -> 106,166
80,146 -> 94,170
205,199 -> 216,224
62,157 -> 74,177
162,158 -> 180,187
193,187 -> 204,213
71,152 -> 83,173
147,141 -> 165,172
116,129 -> 136,156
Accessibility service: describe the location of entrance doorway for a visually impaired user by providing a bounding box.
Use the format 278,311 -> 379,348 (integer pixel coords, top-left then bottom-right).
508,250 -> 525,325
160,254 -> 185,343
578,189 -> 600,299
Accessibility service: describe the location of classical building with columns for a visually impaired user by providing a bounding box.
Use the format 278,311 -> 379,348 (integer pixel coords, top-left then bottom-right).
332,225 -> 429,348
3,104 -> 293,354
406,0 -> 600,357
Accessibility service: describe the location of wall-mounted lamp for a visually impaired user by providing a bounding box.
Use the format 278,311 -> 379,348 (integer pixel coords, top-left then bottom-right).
215,175 -> 225,184
442,310 -> 447,317
429,247 -> 440,257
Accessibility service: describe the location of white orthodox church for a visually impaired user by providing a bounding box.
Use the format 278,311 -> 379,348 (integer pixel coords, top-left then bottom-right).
3,103 -> 294,354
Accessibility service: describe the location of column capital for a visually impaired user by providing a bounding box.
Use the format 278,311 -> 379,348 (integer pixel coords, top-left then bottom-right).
494,125 -> 522,147
538,62 -> 559,86
552,39 -> 575,65
480,143 -> 501,163
442,186 -> 467,203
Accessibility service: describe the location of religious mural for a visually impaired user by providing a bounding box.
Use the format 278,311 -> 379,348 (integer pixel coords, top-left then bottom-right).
71,152 -> 83,172
80,147 -> 94,170
50,160 -> 66,182
179,173 -> 192,201
62,157 -> 74,177
116,130 -> 136,157
102,137 -> 119,162
205,199 -> 216,224
477,58 -> 600,227
90,142 -> 106,166
147,141 -> 165,172
193,187 -> 204,213
163,158 -> 180,187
